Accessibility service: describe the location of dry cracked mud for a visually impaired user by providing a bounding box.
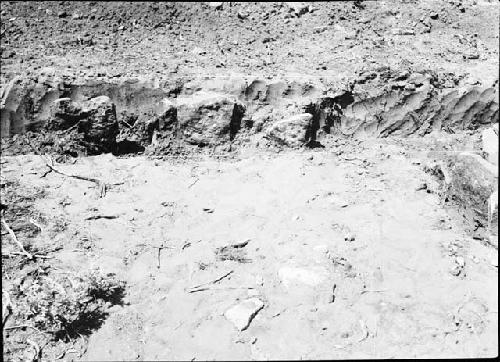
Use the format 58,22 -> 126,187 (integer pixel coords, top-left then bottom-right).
1,1 -> 498,361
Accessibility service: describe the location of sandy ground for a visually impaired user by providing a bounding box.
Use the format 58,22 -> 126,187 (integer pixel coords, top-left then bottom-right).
1,135 -> 497,360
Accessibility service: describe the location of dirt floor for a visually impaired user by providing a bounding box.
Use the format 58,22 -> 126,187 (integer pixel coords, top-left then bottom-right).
1,1 -> 499,361
1,134 -> 498,360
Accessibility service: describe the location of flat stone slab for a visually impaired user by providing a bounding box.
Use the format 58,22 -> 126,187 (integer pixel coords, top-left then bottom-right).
224,298 -> 265,331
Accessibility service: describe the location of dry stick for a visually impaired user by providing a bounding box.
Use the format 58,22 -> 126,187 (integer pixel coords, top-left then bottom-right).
154,244 -> 174,269
1,218 -> 33,259
25,139 -> 108,197
2,291 -> 12,328
188,286 -> 254,293
42,155 -> 108,197
4,324 -> 41,332
187,270 -> 234,293
187,177 -> 199,189
4,251 -> 53,259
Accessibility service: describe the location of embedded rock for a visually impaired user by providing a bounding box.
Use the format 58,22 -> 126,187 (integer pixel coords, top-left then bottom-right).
78,96 -> 119,154
266,113 -> 314,147
176,91 -> 245,146
442,151 -> 498,235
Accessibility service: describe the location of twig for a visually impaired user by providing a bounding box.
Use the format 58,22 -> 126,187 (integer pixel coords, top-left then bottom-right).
3,251 -> 53,259
357,320 -> 369,342
120,119 -> 134,129
55,348 -> 78,360
84,215 -> 119,220
61,120 -> 83,134
360,289 -> 387,294
188,177 -> 199,188
2,290 -> 12,328
27,338 -> 41,362
230,239 -> 250,248
153,244 -> 174,269
186,270 -> 234,293
4,324 -> 41,332
187,286 -> 254,293
29,218 -> 43,233
41,155 -> 108,197
1,218 -> 33,259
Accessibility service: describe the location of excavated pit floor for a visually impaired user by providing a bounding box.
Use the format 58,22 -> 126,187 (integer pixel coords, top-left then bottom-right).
1,134 -> 497,360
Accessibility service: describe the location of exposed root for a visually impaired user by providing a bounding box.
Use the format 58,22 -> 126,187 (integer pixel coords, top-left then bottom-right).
1,218 -> 34,260
186,270 -> 234,293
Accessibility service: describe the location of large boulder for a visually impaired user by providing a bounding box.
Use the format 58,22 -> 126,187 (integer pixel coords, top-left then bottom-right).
265,113 -> 313,147
116,98 -> 177,153
443,152 -> 498,242
78,96 -> 119,154
175,92 -> 245,146
48,96 -> 119,154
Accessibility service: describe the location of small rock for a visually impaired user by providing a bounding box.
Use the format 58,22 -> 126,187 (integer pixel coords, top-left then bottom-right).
491,257 -> 498,267
208,2 -> 223,10
481,125 -> 498,165
416,183 -> 427,191
455,256 -> 465,267
470,255 -> 479,264
391,28 -> 415,35
286,2 -> 310,16
450,265 -> 462,276
429,12 -> 439,19
57,11 -> 67,18
224,298 -> 264,331
344,232 -> 355,242
278,266 -> 328,288
237,11 -> 248,20
191,47 -> 206,55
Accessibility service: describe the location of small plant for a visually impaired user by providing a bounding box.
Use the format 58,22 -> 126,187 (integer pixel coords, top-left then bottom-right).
9,269 -> 125,340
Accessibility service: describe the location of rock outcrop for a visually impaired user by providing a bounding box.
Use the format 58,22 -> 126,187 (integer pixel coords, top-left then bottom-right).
176,91 -> 245,146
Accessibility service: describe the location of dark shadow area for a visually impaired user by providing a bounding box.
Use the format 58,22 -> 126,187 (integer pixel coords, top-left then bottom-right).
229,103 -> 246,141
55,282 -> 127,341
114,140 -> 145,155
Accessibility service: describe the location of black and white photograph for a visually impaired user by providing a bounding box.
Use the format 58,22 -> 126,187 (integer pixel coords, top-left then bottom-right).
1,1 -> 498,360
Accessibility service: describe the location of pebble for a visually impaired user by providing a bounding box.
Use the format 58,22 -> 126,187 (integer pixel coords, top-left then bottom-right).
455,256 -> 465,267
416,182 -> 427,191
278,266 -> 328,288
208,2 -> 223,10
344,232 -> 355,242
491,256 -> 498,267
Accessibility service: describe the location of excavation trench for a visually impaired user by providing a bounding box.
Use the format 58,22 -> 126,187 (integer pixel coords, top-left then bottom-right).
1,74 -> 498,242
